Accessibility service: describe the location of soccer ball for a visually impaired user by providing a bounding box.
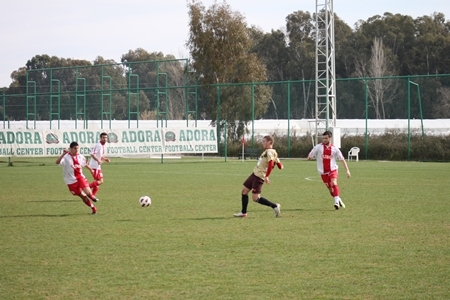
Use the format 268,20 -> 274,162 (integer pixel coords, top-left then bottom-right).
139,196 -> 151,207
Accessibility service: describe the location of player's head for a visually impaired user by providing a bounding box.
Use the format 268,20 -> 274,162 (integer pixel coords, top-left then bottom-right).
69,142 -> 80,155
100,132 -> 108,144
322,131 -> 332,145
262,135 -> 274,149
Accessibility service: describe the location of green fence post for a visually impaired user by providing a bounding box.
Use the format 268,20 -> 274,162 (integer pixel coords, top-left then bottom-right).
75,70 -> 87,129
407,76 -> 411,160
217,85 -> 221,157
364,78 -> 369,160
409,80 -> 425,139
101,74 -> 112,129
26,80 -> 36,130
2,93 -> 5,128
287,81 -> 291,157
251,83 -> 255,147
156,71 -> 168,128
127,72 -> 139,128
186,69 -> 198,127
49,69 -> 61,129
224,121 -> 228,162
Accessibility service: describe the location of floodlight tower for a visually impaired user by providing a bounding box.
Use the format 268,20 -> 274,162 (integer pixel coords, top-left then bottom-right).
314,0 -> 338,146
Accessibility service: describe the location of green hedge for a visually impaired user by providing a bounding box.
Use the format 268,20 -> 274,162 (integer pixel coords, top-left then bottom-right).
220,132 -> 450,162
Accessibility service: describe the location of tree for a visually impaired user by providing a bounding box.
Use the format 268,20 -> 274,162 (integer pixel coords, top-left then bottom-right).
432,86 -> 450,118
251,29 -> 290,119
333,15 -> 356,78
186,0 -> 271,140
285,10 -> 316,118
354,13 -> 415,76
355,37 -> 398,119
7,55 -> 95,120
411,13 -> 450,75
121,48 -> 188,120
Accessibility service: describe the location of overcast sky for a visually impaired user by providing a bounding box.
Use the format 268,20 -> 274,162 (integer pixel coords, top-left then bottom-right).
1,0 -> 448,87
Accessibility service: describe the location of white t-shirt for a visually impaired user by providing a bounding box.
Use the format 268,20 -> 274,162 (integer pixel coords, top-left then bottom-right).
59,153 -> 87,184
308,143 -> 344,175
89,142 -> 105,169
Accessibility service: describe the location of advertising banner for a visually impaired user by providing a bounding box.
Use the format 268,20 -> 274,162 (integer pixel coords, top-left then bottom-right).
0,127 -> 218,157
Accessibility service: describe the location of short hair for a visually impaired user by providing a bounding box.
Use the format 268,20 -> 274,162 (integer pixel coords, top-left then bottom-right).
100,132 -> 108,138
263,135 -> 274,144
69,141 -> 79,148
323,131 -> 332,138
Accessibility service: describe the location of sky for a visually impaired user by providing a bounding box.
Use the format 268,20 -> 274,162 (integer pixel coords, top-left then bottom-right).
1,0 -> 449,87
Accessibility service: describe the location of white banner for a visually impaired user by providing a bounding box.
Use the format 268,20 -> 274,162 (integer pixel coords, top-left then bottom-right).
0,127 -> 218,157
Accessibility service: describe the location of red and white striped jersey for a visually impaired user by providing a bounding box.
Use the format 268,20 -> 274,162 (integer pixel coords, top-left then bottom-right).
89,142 -> 105,169
59,153 -> 88,184
308,143 -> 345,175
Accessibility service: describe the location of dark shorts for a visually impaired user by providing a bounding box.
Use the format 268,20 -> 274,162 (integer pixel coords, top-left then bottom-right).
243,173 -> 264,194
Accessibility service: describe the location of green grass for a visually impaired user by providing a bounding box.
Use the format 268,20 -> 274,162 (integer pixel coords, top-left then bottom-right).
0,158 -> 449,299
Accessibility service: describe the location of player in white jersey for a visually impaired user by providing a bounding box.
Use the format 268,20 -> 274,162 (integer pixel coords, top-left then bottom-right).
234,135 -> 284,218
308,131 -> 351,210
89,132 -> 110,198
56,142 -> 99,214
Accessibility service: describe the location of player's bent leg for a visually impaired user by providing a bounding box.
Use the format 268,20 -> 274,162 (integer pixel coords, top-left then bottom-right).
252,193 -> 260,202
84,187 -> 99,202
79,194 -> 97,214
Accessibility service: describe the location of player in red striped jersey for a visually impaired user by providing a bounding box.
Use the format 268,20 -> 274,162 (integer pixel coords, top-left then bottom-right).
89,132 -> 110,198
56,142 -> 99,214
307,131 -> 351,210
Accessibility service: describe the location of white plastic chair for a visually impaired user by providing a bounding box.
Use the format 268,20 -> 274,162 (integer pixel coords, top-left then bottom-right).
348,147 -> 360,162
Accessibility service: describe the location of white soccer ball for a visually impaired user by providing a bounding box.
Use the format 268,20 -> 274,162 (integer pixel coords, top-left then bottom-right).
139,196 -> 151,207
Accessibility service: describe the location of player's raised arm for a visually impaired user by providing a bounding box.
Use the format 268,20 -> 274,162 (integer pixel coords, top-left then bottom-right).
55,149 -> 69,164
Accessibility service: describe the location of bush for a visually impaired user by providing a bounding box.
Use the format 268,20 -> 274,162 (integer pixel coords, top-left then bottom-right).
220,131 -> 450,162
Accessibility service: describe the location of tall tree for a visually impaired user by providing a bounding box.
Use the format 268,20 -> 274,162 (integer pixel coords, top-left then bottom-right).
186,0 -> 271,139
121,48 -> 188,120
355,37 -> 398,118
355,13 -> 415,76
432,86 -> 450,117
285,10 -> 315,118
411,13 -> 450,75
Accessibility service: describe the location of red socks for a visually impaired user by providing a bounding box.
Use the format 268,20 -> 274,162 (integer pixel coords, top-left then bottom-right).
90,181 -> 100,196
82,197 -> 93,207
92,186 -> 99,196
332,185 -> 340,197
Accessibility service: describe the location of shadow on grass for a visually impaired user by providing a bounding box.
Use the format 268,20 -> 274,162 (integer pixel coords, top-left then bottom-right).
187,217 -> 229,220
28,199 -> 74,203
0,213 -> 83,218
282,208 -> 333,212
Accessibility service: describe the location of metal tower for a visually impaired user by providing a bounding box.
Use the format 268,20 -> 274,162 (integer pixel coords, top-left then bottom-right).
314,0 -> 336,144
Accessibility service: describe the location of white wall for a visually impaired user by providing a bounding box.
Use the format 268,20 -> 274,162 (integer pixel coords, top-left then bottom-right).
3,119 -> 450,136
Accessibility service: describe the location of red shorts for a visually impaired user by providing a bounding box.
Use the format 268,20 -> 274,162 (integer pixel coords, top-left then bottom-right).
321,170 -> 338,188
243,173 -> 264,194
91,169 -> 103,181
67,177 -> 89,196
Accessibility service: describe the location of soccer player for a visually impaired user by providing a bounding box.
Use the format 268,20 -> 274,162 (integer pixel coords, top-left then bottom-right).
56,142 -> 99,214
307,130 -> 351,210
234,135 -> 284,218
89,132 -> 110,198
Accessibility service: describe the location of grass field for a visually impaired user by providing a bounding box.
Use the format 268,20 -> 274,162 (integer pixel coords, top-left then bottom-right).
0,157 -> 449,299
